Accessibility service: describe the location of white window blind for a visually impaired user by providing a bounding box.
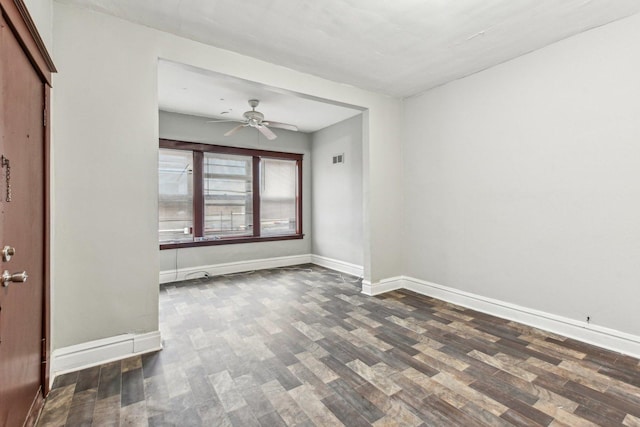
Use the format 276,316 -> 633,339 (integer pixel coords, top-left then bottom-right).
261,158 -> 297,235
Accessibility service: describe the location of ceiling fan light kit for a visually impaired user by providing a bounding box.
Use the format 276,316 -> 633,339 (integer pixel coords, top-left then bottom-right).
210,99 -> 298,140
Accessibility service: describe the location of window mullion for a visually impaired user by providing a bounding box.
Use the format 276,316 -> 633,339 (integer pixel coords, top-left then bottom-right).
252,156 -> 261,238
193,151 -> 204,239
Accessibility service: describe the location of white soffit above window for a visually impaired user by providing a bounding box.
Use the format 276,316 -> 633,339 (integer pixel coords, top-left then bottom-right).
157,60 -> 363,133
59,0 -> 640,97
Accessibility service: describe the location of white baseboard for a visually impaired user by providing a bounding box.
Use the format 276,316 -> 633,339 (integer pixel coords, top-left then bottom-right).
50,331 -> 162,383
160,254 -> 313,284
311,255 -> 363,278
370,276 -> 640,359
361,276 -> 404,296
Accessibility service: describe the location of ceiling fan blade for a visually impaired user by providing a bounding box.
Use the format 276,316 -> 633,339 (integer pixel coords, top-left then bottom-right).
263,121 -> 298,132
224,124 -> 246,137
257,124 -> 277,140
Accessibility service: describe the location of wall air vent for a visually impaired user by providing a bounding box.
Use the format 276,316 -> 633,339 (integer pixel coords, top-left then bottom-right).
332,154 -> 344,164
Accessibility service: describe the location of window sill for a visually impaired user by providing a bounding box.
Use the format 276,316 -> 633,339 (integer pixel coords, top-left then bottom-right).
160,233 -> 304,250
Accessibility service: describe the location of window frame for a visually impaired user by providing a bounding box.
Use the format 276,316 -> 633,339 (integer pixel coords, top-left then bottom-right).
159,138 -> 303,250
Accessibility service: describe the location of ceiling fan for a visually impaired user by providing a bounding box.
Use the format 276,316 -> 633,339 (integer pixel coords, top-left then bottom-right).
208,99 -> 298,140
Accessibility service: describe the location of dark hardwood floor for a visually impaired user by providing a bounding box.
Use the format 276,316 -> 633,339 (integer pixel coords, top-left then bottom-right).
37,265 -> 640,426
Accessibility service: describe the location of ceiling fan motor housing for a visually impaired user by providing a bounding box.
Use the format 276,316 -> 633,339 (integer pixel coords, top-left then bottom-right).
243,110 -> 264,127
216,99 -> 294,140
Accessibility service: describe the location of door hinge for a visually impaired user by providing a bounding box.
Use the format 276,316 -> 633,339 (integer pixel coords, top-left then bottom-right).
41,338 -> 47,363
43,90 -> 48,127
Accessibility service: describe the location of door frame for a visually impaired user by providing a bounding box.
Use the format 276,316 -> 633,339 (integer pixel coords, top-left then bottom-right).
0,0 -> 55,402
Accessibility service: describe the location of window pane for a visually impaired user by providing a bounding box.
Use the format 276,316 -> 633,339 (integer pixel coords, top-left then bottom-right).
159,149 -> 193,242
261,158 -> 297,235
204,153 -> 253,238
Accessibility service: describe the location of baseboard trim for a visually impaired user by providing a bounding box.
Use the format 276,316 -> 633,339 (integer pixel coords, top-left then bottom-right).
311,255 -> 363,278
50,331 -> 162,384
160,254 -> 313,284
389,276 -> 640,359
361,276 -> 404,296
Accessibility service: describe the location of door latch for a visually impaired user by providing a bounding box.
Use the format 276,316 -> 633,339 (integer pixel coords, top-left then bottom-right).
2,270 -> 27,287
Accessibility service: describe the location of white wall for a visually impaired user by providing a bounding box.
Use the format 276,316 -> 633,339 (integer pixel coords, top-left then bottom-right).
311,115 -> 363,267
403,12 -> 640,338
52,7 -> 160,348
52,3 -> 402,350
158,111 -> 311,272
24,0 -> 53,52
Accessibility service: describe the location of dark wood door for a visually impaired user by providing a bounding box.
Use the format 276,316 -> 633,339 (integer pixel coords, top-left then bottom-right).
0,11 -> 46,426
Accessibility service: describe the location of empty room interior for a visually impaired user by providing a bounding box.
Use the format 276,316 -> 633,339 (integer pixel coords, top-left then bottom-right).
2,0 -> 640,426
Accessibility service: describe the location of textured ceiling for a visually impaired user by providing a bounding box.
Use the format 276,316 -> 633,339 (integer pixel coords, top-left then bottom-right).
56,0 -> 640,97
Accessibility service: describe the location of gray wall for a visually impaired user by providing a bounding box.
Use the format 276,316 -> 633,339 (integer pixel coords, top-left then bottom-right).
402,12 -> 640,337
24,0 -> 53,51
159,111 -> 312,272
311,115 -> 363,266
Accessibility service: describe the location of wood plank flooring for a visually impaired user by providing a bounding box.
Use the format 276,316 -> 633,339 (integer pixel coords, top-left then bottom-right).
37,265 -> 640,426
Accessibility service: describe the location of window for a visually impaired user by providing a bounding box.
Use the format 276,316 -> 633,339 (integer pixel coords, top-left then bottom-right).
158,149 -> 193,242
159,139 -> 303,249
261,158 -> 298,236
203,153 -> 253,239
